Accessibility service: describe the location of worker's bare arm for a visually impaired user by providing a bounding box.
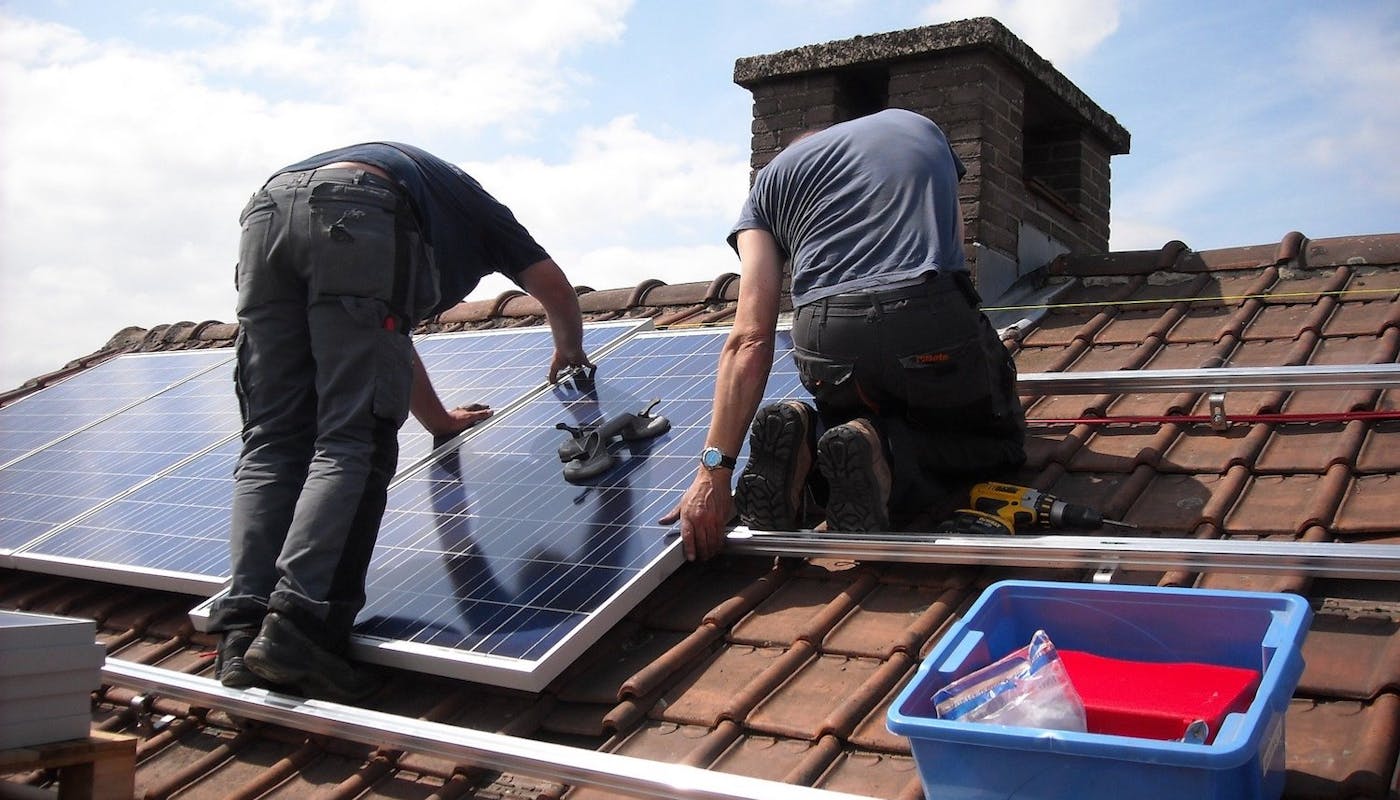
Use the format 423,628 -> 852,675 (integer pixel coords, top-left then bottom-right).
409,348 -> 493,436
517,258 -> 594,383
660,229 -> 784,561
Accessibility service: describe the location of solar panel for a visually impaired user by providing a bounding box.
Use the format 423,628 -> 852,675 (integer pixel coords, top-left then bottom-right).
9,322 -> 649,592
11,439 -> 242,593
1,359 -> 240,570
398,321 -> 650,473
0,350 -> 231,468
340,327 -> 807,690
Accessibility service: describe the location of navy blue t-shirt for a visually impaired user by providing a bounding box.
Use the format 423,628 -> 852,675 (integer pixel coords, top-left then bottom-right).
729,109 -> 967,307
274,142 -> 549,319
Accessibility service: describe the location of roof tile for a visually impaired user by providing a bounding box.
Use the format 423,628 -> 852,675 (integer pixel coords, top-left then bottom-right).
1225,473 -> 1342,536
1333,474 -> 1400,537
710,734 -> 830,783
745,654 -> 885,739
815,751 -> 923,799
652,645 -> 788,728
1122,473 -> 1220,532
1285,695 -> 1400,799
823,583 -> 962,659
1298,612 -> 1400,700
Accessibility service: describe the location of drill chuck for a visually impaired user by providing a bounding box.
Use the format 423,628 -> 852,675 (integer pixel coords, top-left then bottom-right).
1045,499 -> 1105,530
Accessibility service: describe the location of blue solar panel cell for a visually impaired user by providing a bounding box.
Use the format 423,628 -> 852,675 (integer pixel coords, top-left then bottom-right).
9,323 -> 645,588
20,440 -> 241,585
398,321 -> 647,473
0,360 -> 240,555
0,351 -> 230,466
350,328 -> 807,688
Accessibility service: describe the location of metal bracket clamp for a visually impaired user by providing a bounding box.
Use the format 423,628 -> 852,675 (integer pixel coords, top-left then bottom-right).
128,692 -> 177,736
1208,392 -> 1229,431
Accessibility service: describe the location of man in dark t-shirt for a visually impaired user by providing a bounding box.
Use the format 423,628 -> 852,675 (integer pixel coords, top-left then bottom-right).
663,110 -> 1025,560
209,143 -> 593,699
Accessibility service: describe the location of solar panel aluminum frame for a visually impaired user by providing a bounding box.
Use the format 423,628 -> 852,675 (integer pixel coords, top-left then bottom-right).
348,539 -> 685,691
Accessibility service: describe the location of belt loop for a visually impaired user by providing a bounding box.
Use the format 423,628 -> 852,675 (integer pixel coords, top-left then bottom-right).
865,292 -> 882,323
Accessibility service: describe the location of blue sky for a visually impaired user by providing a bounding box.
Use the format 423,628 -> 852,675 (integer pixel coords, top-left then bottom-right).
2,0 -> 1397,391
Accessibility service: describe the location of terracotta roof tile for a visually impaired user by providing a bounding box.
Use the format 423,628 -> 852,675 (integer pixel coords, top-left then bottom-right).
745,654 -> 886,739
822,583 -> 962,659
1299,611 -> 1400,700
1334,474 -> 1400,536
730,573 -> 877,647
1285,695 -> 1400,799
651,645 -> 788,728
814,751 -> 923,799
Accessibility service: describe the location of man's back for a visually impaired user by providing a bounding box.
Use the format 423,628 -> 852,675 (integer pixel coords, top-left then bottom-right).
732,108 -> 967,306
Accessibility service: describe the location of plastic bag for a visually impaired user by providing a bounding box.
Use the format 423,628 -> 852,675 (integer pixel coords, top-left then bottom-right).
933,629 -> 1087,732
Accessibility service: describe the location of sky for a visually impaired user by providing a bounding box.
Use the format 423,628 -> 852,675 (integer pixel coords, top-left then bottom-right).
2,0 -> 1398,392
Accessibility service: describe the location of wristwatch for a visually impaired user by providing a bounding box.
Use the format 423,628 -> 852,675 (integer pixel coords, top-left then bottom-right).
700,446 -> 737,471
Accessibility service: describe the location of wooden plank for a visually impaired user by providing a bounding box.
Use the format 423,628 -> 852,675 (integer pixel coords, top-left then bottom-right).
0,733 -> 135,800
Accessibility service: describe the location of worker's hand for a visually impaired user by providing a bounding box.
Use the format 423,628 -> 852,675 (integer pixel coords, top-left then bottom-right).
659,470 -> 733,562
429,403 -> 492,437
548,347 -> 594,384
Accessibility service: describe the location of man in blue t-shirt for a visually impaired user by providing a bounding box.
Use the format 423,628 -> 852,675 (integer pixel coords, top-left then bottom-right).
663,109 -> 1025,560
209,143 -> 593,699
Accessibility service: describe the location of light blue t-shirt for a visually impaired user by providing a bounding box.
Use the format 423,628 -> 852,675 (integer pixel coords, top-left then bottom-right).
729,109 -> 967,307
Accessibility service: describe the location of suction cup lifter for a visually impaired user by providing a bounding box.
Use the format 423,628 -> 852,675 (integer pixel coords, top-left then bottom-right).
557,399 -> 670,483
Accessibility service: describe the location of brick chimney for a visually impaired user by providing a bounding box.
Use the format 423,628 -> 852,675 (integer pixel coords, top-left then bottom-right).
733,18 -> 1131,300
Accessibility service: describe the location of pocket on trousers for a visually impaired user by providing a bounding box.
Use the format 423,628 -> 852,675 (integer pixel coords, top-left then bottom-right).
339,296 -> 414,427
795,350 -> 861,409
308,183 -> 400,301
235,191 -> 278,309
897,336 -> 998,414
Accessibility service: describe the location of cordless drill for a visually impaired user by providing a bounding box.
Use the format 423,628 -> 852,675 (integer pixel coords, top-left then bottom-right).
968,482 -> 1135,533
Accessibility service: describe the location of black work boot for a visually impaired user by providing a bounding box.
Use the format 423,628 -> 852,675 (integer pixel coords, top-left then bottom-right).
215,628 -> 259,689
817,417 -> 892,532
735,401 -> 815,530
243,612 -> 381,703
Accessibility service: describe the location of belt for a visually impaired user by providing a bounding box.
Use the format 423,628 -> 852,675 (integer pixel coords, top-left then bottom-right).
265,161 -> 399,193
817,271 -> 965,308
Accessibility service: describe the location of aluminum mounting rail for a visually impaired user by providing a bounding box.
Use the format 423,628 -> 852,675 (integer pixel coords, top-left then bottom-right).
726,528 -> 1400,580
101,660 -> 873,800
1016,362 -> 1400,395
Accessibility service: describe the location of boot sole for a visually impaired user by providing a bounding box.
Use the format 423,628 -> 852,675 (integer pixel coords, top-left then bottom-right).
735,403 -> 810,530
818,425 -> 891,532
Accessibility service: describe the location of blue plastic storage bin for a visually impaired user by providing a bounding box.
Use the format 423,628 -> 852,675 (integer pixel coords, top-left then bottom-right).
887,580 -> 1311,800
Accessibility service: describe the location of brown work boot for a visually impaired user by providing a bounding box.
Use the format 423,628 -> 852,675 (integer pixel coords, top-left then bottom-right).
817,418 -> 892,531
735,401 -> 815,530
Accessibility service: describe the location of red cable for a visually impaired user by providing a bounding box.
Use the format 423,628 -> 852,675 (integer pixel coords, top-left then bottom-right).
1028,409 -> 1400,426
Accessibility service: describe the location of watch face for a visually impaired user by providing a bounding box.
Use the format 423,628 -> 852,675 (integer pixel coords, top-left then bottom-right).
701,447 -> 722,469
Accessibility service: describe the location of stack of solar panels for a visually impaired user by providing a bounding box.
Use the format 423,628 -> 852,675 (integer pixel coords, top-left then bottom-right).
0,610 -> 105,748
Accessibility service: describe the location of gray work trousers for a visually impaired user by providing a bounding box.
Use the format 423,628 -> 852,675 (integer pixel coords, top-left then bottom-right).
791,271 -> 1027,516
209,167 -> 423,650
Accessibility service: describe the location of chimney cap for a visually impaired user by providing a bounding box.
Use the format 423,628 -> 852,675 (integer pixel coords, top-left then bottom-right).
734,17 -> 1129,154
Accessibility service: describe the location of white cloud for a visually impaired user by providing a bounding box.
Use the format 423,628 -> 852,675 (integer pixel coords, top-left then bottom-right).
462,115 -> 749,262
1294,9 -> 1400,201
921,0 -> 1120,66
0,4 -> 744,391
